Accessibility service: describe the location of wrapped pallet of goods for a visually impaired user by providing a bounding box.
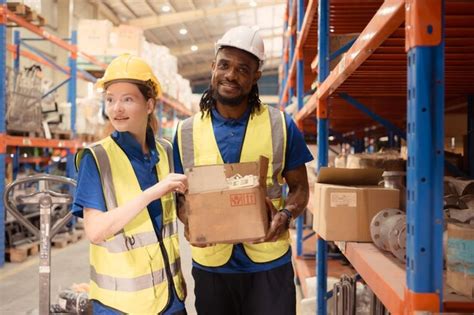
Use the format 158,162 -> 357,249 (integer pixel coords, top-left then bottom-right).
78,19 -> 113,56
107,25 -> 144,57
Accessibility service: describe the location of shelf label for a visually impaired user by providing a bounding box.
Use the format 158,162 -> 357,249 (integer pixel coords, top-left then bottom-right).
330,192 -> 357,207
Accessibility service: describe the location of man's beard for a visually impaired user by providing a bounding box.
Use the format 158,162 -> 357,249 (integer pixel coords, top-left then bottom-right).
211,86 -> 247,107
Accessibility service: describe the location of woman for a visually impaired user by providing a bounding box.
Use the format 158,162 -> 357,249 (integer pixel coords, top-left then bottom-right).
72,54 -> 187,314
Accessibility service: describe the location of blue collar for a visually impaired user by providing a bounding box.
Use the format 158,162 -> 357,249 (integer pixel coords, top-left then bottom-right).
211,106 -> 251,127
111,129 -> 159,164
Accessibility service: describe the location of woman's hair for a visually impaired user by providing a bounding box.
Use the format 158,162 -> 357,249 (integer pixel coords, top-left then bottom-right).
199,84 -> 261,117
101,81 -> 158,137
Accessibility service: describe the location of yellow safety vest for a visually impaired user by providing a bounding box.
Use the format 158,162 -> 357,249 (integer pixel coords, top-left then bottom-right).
177,104 -> 289,267
75,136 -> 185,314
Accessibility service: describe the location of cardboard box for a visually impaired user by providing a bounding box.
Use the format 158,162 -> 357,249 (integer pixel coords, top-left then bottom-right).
78,19 -> 112,56
313,167 -> 399,242
106,25 -> 144,56
346,152 -> 405,171
185,157 -> 269,244
447,223 -> 474,298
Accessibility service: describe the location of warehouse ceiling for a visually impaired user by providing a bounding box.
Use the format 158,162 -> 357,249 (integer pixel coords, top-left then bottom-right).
91,0 -> 286,87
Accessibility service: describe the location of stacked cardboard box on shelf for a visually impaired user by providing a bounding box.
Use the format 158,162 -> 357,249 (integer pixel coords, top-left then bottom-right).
312,167 -> 399,242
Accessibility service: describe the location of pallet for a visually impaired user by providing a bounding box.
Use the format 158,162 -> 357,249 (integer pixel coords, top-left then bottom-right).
7,2 -> 46,27
77,133 -> 98,143
5,241 -> 39,263
51,230 -> 85,249
7,129 -> 44,138
49,128 -> 72,140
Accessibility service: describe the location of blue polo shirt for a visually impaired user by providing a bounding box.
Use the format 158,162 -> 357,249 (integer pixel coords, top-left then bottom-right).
173,106 -> 313,273
72,130 -> 185,315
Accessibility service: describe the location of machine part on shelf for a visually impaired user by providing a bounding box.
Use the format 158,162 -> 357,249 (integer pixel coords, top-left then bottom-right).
459,194 -> 474,209
449,208 -> 474,223
4,174 -> 76,315
370,209 -> 407,262
382,171 -> 406,211
443,194 -> 463,209
445,177 -> 474,196
444,179 -> 459,196
333,274 -> 357,315
369,289 -> 387,315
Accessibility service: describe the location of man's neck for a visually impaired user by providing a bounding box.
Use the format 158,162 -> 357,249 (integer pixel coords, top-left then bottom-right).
215,102 -> 250,119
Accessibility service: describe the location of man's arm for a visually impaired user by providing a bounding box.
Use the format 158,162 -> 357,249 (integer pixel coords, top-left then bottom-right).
264,164 -> 310,241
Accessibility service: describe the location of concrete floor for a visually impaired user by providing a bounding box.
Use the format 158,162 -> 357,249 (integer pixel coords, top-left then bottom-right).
0,226 -> 303,315
0,224 -> 197,315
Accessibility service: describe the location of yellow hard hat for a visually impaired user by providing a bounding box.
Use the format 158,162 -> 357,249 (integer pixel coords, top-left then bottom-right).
97,54 -> 162,98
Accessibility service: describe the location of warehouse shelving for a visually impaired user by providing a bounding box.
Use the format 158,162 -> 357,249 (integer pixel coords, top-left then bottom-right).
281,0 -> 474,313
0,2 -> 194,267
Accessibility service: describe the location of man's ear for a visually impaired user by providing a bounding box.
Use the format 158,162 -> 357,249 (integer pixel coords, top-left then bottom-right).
253,71 -> 262,85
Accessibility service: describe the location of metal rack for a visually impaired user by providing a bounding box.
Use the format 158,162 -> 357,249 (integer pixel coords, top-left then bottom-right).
0,2 -> 193,267
280,0 -> 474,313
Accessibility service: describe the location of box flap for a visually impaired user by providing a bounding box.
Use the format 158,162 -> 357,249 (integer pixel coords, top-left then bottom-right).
186,156 -> 269,194
317,167 -> 383,186
186,164 -> 228,193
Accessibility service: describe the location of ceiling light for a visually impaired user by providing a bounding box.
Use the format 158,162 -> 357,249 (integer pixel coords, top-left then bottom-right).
179,28 -> 188,35
190,45 -> 198,52
161,5 -> 171,12
249,1 -> 257,7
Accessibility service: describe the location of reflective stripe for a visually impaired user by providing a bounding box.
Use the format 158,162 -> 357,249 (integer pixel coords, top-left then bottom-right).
91,258 -> 181,292
97,221 -> 178,253
267,107 -> 285,199
180,118 -> 195,170
156,138 -> 174,173
162,220 -> 178,239
90,144 -> 118,210
97,231 -> 158,253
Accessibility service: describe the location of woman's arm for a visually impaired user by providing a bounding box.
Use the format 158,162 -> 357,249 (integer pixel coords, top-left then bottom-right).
84,173 -> 187,244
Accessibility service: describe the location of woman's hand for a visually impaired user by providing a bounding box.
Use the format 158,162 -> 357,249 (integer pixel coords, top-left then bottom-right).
145,173 -> 188,202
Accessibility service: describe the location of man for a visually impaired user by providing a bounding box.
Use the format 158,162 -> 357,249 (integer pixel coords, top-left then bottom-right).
173,25 -> 313,315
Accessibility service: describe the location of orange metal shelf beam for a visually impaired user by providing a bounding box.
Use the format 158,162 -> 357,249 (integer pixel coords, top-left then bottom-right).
0,134 -> 82,153
3,8 -> 107,69
341,242 -> 406,314
295,0 -> 405,124
7,44 -> 94,82
339,242 -> 474,314
280,0 -> 317,105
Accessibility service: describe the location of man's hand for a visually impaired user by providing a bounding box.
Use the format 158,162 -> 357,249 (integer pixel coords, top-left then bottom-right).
263,197 -> 290,242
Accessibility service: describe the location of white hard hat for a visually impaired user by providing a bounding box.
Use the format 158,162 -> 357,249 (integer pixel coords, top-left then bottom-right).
215,26 -> 265,70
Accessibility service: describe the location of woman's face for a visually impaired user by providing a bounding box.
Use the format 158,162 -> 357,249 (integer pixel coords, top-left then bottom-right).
105,82 -> 154,135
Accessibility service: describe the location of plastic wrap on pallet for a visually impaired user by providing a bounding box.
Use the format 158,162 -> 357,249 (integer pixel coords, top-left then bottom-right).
78,19 -> 113,56
107,25 -> 145,57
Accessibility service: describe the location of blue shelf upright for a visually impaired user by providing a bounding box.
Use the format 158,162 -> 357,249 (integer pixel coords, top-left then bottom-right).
405,0 -> 445,310
316,0 -> 330,314
0,0 -> 7,267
